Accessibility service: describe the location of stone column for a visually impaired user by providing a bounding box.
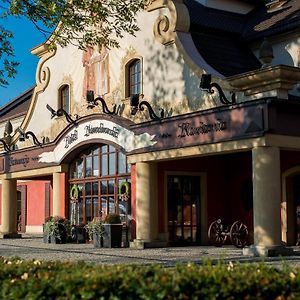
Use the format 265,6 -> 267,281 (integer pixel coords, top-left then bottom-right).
245,146 -> 292,256
0,178 -> 21,238
52,172 -> 62,217
132,162 -> 163,248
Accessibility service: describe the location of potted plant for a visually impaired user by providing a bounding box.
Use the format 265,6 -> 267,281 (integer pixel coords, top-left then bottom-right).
102,213 -> 123,248
70,223 -> 87,243
85,218 -> 105,247
43,216 -> 68,244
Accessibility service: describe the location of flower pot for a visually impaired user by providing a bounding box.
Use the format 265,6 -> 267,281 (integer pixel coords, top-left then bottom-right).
70,226 -> 87,243
93,232 -> 104,248
103,224 -> 122,248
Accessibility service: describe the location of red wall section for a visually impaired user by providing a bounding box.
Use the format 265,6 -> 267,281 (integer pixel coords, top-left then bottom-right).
26,181 -> 48,225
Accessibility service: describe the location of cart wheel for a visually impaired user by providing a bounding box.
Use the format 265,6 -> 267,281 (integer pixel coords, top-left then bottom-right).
229,221 -> 249,248
208,219 -> 226,247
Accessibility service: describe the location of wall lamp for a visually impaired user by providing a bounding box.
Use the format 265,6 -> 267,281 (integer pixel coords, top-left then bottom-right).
0,139 -> 11,152
86,90 -> 116,115
200,74 -> 236,105
130,94 -> 164,121
15,127 -> 46,147
46,104 -> 78,124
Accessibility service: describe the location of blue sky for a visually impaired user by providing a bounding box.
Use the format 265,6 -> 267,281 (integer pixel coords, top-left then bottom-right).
0,16 -> 48,106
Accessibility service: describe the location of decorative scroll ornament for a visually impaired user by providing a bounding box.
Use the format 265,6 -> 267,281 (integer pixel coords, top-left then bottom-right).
153,15 -> 175,46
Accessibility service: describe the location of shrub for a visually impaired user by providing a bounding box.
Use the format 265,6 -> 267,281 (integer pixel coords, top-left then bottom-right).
0,259 -> 300,299
104,213 -> 121,224
84,218 -> 104,241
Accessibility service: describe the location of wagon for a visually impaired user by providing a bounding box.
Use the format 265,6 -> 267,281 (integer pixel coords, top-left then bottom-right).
208,219 -> 249,248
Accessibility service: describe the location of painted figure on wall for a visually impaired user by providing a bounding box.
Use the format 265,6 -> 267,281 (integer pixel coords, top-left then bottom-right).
82,46 -> 109,98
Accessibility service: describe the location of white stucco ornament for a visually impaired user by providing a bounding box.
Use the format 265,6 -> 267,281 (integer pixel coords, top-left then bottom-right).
38,119 -> 156,163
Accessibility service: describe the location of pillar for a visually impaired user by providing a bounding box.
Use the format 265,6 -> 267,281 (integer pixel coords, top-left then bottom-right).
244,146 -> 292,256
53,172 -> 62,217
131,162 -> 164,248
0,178 -> 21,238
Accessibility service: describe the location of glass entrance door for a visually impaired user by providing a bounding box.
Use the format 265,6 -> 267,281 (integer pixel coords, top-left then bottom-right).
167,175 -> 201,245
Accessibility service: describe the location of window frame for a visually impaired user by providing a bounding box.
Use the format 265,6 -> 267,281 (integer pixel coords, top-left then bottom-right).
125,58 -> 143,98
58,84 -> 70,113
69,144 -> 131,224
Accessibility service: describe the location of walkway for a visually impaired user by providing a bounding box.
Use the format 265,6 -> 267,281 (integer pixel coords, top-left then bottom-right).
1,235 -> 300,267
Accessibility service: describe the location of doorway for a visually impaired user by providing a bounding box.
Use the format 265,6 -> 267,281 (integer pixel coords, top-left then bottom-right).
167,175 -> 201,245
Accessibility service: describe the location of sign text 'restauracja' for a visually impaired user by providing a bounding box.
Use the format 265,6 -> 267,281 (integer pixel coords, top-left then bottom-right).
178,119 -> 227,137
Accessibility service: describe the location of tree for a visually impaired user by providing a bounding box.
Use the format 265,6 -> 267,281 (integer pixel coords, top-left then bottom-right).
0,0 -> 144,87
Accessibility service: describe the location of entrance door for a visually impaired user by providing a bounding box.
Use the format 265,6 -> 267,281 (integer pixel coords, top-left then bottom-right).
167,175 -> 201,245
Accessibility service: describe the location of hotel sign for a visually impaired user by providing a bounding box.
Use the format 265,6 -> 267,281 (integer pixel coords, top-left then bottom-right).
38,119 -> 156,163
0,103 -> 266,173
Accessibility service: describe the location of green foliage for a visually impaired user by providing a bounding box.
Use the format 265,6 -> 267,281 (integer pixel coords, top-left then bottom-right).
0,0 -> 144,87
0,259 -> 300,299
104,213 -> 122,224
43,216 -> 69,240
84,217 -> 104,240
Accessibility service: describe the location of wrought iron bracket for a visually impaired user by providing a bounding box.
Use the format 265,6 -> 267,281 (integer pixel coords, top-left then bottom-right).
23,131 -> 44,147
200,74 -> 236,105
86,90 -> 116,115
90,97 -> 117,115
46,104 -> 78,124
138,101 -> 165,121
0,139 -> 11,152
16,127 -> 46,147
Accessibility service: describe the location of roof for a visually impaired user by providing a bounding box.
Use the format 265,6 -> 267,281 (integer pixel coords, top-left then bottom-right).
184,0 -> 262,77
0,86 -> 34,122
183,0 -> 300,77
243,0 -> 300,41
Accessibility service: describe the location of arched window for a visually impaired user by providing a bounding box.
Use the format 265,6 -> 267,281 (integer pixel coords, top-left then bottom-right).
127,59 -> 141,97
59,85 -> 70,113
69,144 -> 131,224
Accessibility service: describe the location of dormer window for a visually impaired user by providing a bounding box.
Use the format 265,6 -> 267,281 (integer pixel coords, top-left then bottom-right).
127,59 -> 141,97
59,84 -> 70,113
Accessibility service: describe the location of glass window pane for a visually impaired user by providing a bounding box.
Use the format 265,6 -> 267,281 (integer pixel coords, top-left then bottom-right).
93,146 -> 99,155
93,155 -> 99,176
101,180 -> 107,194
101,145 -> 108,154
101,155 -> 108,176
118,152 -> 126,174
93,197 -> 99,218
109,145 -> 115,152
108,180 -> 115,194
77,158 -> 84,178
92,182 -> 98,195
109,153 -> 116,175
119,200 -> 126,223
127,162 -> 131,173
78,202 -> 83,224
101,197 -> 108,217
109,197 -> 115,214
86,198 -> 92,222
86,156 -> 92,177
85,183 -> 91,195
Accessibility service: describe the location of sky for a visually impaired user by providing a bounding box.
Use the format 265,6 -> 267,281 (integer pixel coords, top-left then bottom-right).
0,16 -> 48,106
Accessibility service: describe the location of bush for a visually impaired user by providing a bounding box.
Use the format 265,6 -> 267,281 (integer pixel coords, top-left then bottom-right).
0,258 -> 300,299
104,213 -> 121,224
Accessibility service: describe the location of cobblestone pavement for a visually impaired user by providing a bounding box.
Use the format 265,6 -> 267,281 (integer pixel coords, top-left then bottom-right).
1,235 -> 300,267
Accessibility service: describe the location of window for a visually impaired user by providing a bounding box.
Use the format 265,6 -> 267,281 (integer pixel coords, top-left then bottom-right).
127,59 -> 141,97
69,144 -> 131,224
59,85 -> 70,113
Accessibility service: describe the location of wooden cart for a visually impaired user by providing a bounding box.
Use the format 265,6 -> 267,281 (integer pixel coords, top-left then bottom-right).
208,219 -> 249,248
